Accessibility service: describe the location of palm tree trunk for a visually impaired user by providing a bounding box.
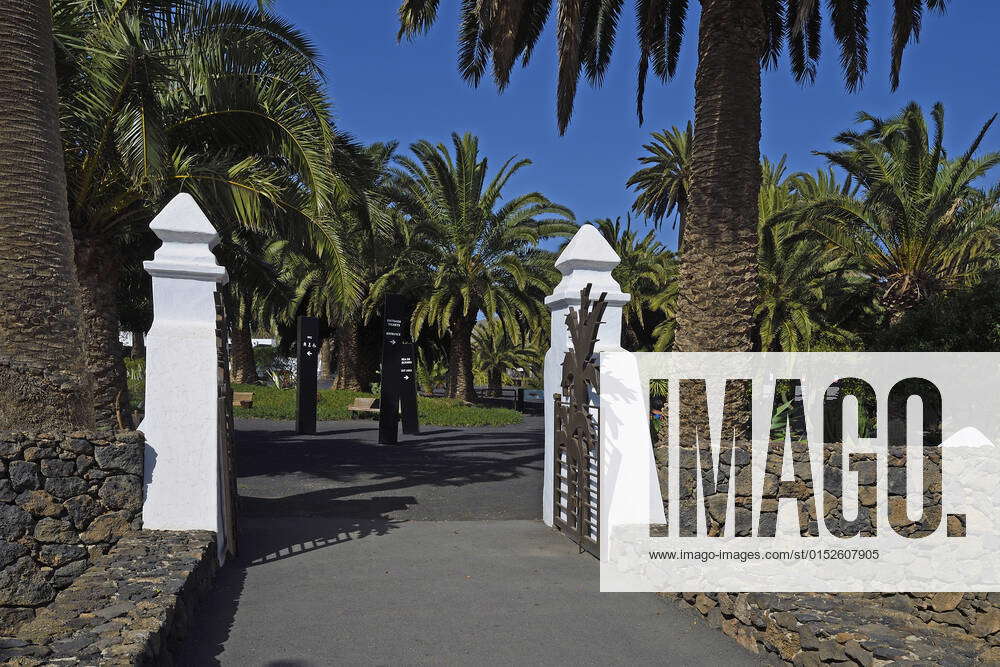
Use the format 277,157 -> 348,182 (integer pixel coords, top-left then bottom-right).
675,0 -> 763,354
318,337 -> 333,381
673,0 -> 764,438
882,287 -> 921,326
487,369 -> 502,397
334,319 -> 369,391
131,330 -> 145,359
74,236 -> 132,429
230,311 -> 258,385
446,348 -> 456,398
0,1 -> 94,429
449,314 -> 477,402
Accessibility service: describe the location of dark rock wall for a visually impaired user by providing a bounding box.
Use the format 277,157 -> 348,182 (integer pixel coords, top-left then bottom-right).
657,440 -> 944,539
667,591 -> 993,664
0,430 -> 143,631
657,440 -> 999,662
2,530 -> 217,666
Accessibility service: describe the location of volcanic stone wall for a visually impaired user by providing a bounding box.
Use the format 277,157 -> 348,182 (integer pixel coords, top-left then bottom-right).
3,530 -> 217,665
654,439 -> 1000,662
667,590 -> 996,664
0,430 -> 143,631
654,439 -> 947,539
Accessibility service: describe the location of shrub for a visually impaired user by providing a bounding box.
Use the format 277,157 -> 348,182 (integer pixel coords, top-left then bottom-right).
253,344 -> 294,381
872,273 -> 1000,352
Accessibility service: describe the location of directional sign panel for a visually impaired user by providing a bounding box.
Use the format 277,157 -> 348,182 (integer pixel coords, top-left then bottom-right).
379,295 -> 419,443
296,316 -> 319,435
400,342 -> 419,435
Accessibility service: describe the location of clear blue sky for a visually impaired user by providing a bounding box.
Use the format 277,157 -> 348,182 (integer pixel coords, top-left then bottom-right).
275,1 -> 999,251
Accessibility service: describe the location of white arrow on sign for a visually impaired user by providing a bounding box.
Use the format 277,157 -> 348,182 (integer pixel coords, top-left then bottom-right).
306,351 -> 313,357
402,374 -> 410,380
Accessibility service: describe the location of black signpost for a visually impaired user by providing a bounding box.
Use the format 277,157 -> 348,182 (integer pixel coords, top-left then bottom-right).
296,316 -> 319,435
378,295 -> 420,444
399,338 -> 419,435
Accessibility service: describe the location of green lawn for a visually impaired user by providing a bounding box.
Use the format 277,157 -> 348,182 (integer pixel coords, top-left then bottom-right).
232,384 -> 523,427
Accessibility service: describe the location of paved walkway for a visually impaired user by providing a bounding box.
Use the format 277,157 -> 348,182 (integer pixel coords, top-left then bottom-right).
179,417 -> 759,666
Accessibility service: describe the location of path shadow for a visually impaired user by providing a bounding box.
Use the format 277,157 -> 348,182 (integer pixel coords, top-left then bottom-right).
239,512 -> 404,567
180,418 -> 543,664
174,552 -> 246,666
177,510 -> 402,665
226,418 -> 544,560
233,420 -> 543,511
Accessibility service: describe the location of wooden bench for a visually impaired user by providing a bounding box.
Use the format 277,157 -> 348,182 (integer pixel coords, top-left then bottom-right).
233,391 -> 254,408
347,397 -> 380,418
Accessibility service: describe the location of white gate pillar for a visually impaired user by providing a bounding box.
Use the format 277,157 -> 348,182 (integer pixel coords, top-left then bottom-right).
543,224 -> 630,526
140,194 -> 228,546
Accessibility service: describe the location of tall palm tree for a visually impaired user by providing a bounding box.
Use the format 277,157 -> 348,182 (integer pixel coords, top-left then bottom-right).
385,133 -> 575,401
0,1 -> 93,429
590,216 -> 678,351
335,142 -> 407,391
53,0 -> 353,426
396,0 -> 949,365
271,237 -> 377,392
627,123 -> 691,249
808,102 -> 1000,322
275,142 -> 403,392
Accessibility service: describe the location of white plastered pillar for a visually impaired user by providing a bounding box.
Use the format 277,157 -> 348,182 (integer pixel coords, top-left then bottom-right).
140,194 -> 228,559
543,224 -> 630,526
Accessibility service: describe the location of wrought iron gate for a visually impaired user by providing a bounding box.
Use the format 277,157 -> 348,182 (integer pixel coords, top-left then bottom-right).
215,290 -> 238,559
553,285 -> 607,557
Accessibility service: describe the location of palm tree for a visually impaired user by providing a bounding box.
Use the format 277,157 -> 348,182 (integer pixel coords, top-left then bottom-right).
590,216 -> 678,351
116,228 -> 159,362
755,159 -> 871,351
53,0 -> 353,427
627,152 -> 872,351
218,228 -> 291,386
274,142 -> 403,392
627,123 -> 691,249
229,297 -> 262,386
334,142 -> 407,391
417,354 -> 449,396
0,1 -> 93,429
416,341 -> 449,396
472,319 -> 538,396
808,102 -> 1000,322
272,237 -> 377,392
270,239 -> 342,369
385,133 -> 575,401
396,1 -> 949,363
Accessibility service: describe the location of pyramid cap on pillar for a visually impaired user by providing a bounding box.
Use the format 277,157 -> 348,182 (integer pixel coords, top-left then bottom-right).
149,193 -> 219,247
144,193 -> 227,284
555,224 -> 620,274
545,223 -> 629,310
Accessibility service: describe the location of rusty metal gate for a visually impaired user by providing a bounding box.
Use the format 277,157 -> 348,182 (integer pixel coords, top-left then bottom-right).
215,290 -> 238,560
553,285 -> 607,557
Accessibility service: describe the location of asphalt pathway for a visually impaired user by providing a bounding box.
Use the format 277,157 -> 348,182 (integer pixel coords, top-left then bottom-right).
178,417 -> 760,666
